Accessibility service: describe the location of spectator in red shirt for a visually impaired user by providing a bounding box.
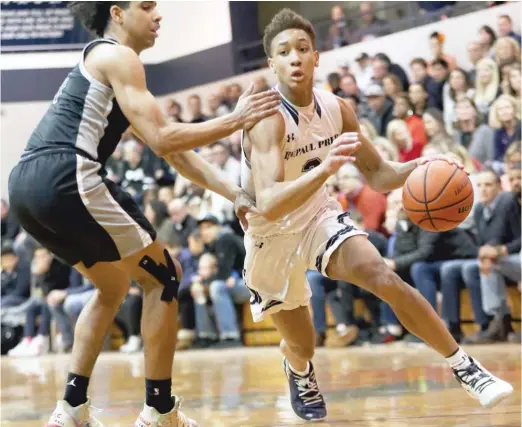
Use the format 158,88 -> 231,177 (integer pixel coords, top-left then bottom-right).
393,92 -> 428,145
386,119 -> 424,162
336,164 -> 387,232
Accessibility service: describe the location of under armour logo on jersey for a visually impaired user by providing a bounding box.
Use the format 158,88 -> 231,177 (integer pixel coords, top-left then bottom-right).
154,388 -> 160,395
67,377 -> 77,387
286,133 -> 295,143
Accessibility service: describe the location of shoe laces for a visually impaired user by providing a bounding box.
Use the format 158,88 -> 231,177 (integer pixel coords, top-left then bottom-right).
453,360 -> 496,393
293,370 -> 324,406
78,404 -> 103,427
158,397 -> 195,427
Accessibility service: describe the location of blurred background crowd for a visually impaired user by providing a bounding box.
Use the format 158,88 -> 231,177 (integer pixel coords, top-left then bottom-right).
2,1 -> 521,357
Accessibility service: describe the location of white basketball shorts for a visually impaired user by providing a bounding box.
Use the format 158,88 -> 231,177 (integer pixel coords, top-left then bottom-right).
243,205 -> 367,322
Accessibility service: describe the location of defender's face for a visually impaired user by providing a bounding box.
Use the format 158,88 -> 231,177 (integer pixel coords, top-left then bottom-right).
121,1 -> 162,49
268,29 -> 318,89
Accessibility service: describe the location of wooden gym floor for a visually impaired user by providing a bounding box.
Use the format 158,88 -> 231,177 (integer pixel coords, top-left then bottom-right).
1,344 -> 520,426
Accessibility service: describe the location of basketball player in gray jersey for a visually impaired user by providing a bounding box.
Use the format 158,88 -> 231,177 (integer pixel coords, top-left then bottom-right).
240,9 -> 513,422
7,2 -> 279,426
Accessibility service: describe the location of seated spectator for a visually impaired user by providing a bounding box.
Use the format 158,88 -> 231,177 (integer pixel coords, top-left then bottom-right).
165,98 -> 184,122
326,5 -> 351,50
443,68 -> 474,133
187,94 -> 208,124
1,241 -> 30,308
343,94 -> 360,117
326,72 -> 343,96
467,41 -> 486,85
430,58 -> 450,111
353,1 -> 389,42
452,97 -> 495,164
464,168 -> 521,343
408,82 -> 430,117
227,83 -> 243,111
197,215 -> 249,347
429,32 -> 457,71
144,199 -> 170,234
489,95 -> 522,162
479,25 -> 497,57
366,84 -> 394,136
373,137 -> 399,162
393,93 -> 428,145
47,269 -> 95,353
211,141 -> 241,185
8,246 -> 71,357
474,58 -> 501,119
157,186 -> 174,206
423,108 -> 454,153
386,119 -> 423,162
504,140 -> 521,165
121,142 -> 154,205
383,74 -> 403,101
503,63 -> 521,100
158,198 -> 198,247
339,74 -> 371,118
336,164 -> 386,232
1,199 -> 19,241
497,14 -> 521,45
494,37 -> 521,67
354,52 -> 373,93
373,53 -> 409,91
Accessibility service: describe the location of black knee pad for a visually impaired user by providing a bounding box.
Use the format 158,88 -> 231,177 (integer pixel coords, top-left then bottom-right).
139,249 -> 180,302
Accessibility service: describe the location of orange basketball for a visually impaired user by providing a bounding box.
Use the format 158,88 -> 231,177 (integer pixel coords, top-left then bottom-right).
402,160 -> 474,232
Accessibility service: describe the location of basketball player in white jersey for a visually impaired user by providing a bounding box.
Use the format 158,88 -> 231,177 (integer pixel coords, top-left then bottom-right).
241,9 -> 513,421
8,2 -> 279,427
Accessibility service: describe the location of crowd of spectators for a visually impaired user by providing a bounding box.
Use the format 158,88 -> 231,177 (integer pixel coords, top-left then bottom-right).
1,5 -> 521,356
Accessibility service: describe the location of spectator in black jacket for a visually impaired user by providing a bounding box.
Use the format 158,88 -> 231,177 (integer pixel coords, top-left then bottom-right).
197,215 -> 250,347
463,168 -> 521,343
1,241 -> 30,308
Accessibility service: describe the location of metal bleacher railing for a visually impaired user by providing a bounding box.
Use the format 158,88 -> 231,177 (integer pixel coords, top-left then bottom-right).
235,1 -> 489,73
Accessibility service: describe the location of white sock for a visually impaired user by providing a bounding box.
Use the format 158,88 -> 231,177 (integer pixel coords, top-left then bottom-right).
289,361 -> 310,377
336,324 -> 348,335
387,325 -> 402,337
446,347 -> 471,369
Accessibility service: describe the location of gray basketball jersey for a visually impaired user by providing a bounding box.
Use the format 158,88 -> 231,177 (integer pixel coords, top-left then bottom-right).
26,38 -> 129,165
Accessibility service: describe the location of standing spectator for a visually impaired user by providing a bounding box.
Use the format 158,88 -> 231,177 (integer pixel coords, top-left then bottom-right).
1,241 -> 30,308
1,199 -> 19,241
453,97 -> 495,164
497,15 -> 521,45
326,5 -> 351,49
336,164 -> 387,232
383,74 -> 403,101
410,59 -> 439,109
353,1 -> 388,42
494,37 -> 521,67
422,108 -> 453,153
354,52 -> 373,93
503,63 -> 521,99
430,58 -> 450,111
408,83 -> 430,117
366,84 -> 394,136
479,25 -> 497,57
443,68 -> 474,133
474,58 -> 501,119
374,53 -> 409,91
467,41 -> 486,85
489,95 -> 522,162
187,94 -> 208,124
164,99 -> 184,122
386,120 -> 423,162
429,32 -> 457,73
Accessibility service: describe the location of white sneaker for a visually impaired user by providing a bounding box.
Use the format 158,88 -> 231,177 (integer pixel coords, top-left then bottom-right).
46,398 -> 103,427
135,396 -> 198,427
452,357 -> 514,407
120,335 -> 142,353
7,337 -> 32,357
26,335 -> 50,356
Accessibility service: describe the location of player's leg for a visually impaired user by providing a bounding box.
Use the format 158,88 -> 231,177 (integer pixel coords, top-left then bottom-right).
116,240 -> 197,427
270,306 -> 327,421
326,235 -> 513,407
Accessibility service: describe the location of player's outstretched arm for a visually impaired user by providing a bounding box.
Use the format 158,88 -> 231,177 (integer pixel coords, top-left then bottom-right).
337,97 -> 420,193
100,45 -> 280,156
249,114 -> 359,221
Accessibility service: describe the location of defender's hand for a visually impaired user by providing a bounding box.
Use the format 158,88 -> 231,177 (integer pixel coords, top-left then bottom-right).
321,133 -> 361,175
234,84 -> 281,131
234,188 -> 259,230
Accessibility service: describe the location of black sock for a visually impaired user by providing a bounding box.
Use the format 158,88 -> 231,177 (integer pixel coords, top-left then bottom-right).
64,373 -> 89,407
146,379 -> 174,414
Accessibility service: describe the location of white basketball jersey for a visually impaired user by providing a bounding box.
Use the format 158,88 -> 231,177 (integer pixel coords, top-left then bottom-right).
241,86 -> 343,236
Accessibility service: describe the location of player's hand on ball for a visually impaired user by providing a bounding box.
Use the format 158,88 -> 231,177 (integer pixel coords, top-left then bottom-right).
234,84 -> 281,131
322,132 -> 361,175
234,188 -> 259,230
418,154 -> 466,173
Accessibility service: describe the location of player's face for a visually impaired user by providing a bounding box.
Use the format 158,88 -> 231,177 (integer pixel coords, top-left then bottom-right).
268,29 -> 318,89
121,1 -> 162,49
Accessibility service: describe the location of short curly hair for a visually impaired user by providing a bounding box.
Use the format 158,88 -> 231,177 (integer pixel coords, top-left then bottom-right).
263,9 -> 316,57
68,2 -> 130,37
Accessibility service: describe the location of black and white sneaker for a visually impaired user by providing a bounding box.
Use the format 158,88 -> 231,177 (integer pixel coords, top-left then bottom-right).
452,357 -> 513,408
283,358 -> 327,421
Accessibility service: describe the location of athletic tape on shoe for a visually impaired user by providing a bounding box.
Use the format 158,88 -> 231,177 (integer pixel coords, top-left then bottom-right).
138,249 -> 180,302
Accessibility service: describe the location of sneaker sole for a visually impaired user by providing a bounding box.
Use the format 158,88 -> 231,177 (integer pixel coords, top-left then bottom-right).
482,389 -> 513,408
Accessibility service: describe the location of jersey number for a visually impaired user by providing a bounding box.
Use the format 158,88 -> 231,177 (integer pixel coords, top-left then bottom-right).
302,158 -> 322,173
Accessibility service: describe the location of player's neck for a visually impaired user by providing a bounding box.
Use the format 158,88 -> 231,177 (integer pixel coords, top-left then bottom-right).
104,30 -> 145,55
278,84 -> 313,107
